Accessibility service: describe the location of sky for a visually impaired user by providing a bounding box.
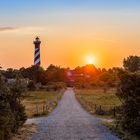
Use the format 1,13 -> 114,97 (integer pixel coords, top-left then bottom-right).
0,0 -> 140,69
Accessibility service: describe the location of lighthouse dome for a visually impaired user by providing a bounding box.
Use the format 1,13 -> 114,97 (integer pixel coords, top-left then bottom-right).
34,37 -> 41,44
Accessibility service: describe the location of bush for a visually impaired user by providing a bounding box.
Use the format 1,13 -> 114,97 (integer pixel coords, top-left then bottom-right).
46,82 -> 66,91
0,90 -> 15,140
0,75 -> 27,140
28,81 -> 36,91
116,71 -> 140,136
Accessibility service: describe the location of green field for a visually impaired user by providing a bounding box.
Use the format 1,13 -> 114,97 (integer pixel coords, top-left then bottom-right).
22,90 -> 63,117
75,88 -> 121,116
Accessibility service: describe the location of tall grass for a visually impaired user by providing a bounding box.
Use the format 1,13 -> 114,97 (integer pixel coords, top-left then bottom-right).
22,90 -> 63,117
75,88 -> 121,117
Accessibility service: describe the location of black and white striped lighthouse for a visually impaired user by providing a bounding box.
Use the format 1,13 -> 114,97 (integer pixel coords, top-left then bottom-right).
34,37 -> 41,66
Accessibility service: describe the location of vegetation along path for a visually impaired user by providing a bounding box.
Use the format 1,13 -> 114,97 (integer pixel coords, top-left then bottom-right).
27,88 -> 120,140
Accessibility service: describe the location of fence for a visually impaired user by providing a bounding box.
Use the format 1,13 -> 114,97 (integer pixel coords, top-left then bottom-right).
34,97 -> 59,116
77,97 -> 121,117
94,104 -> 121,117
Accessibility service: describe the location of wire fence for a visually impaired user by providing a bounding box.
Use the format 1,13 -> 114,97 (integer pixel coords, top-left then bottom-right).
76,96 -> 122,117
33,96 -> 60,116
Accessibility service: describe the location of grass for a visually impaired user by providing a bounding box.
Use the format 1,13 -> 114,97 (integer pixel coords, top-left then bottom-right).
11,89 -> 64,139
22,90 -> 64,118
11,124 -> 37,140
104,121 -> 140,140
75,88 -> 140,140
75,88 -> 121,117
76,88 -> 121,106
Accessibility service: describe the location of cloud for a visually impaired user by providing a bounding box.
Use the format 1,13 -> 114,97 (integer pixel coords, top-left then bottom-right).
0,27 -> 17,32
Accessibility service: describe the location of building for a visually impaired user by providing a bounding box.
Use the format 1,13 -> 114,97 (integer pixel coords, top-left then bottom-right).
34,37 -> 41,66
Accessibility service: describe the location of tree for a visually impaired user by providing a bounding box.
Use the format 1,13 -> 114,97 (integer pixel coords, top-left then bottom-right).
3,68 -> 21,79
0,74 -> 14,140
20,65 -> 47,85
116,70 -> 140,136
123,56 -> 140,72
8,76 -> 27,132
0,74 -> 27,140
46,64 -> 68,82
98,71 -> 117,89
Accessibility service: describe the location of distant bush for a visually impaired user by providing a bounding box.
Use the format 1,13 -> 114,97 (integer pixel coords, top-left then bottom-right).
0,75 -> 27,140
116,70 -> 140,136
46,82 -> 66,91
28,81 -> 36,91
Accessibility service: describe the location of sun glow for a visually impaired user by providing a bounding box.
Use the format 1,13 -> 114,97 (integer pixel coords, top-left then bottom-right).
86,56 -> 96,65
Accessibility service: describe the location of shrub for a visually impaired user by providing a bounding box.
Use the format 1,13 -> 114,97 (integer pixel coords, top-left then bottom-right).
28,81 -> 36,91
116,71 -> 140,136
46,82 -> 66,91
0,75 -> 27,140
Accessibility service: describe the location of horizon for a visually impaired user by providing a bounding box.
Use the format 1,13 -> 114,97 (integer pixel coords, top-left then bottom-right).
0,0 -> 140,69
0,63 -> 122,71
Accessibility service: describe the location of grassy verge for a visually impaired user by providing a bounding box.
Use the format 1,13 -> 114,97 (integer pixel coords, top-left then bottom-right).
11,124 -> 37,140
11,89 -> 64,139
75,88 -> 121,117
75,88 -> 140,140
104,121 -> 140,140
22,89 -> 64,118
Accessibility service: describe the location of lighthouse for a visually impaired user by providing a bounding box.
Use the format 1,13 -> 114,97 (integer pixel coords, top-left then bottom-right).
34,37 -> 41,66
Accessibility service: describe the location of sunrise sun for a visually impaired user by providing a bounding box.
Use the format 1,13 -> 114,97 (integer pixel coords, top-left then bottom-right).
86,56 -> 96,65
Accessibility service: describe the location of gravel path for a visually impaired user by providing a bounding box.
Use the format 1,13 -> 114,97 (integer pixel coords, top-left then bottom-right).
27,88 -> 120,140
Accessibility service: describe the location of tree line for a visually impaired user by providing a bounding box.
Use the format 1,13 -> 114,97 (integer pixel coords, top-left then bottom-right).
1,64 -> 121,90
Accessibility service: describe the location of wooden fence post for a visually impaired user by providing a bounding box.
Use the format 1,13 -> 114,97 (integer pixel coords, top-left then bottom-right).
46,103 -> 49,113
113,107 -> 116,117
100,105 -> 102,112
43,105 -> 45,114
35,104 -> 39,114
94,104 -> 97,110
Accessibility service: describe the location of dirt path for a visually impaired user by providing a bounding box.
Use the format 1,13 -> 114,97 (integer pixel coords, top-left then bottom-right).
27,88 -> 120,140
